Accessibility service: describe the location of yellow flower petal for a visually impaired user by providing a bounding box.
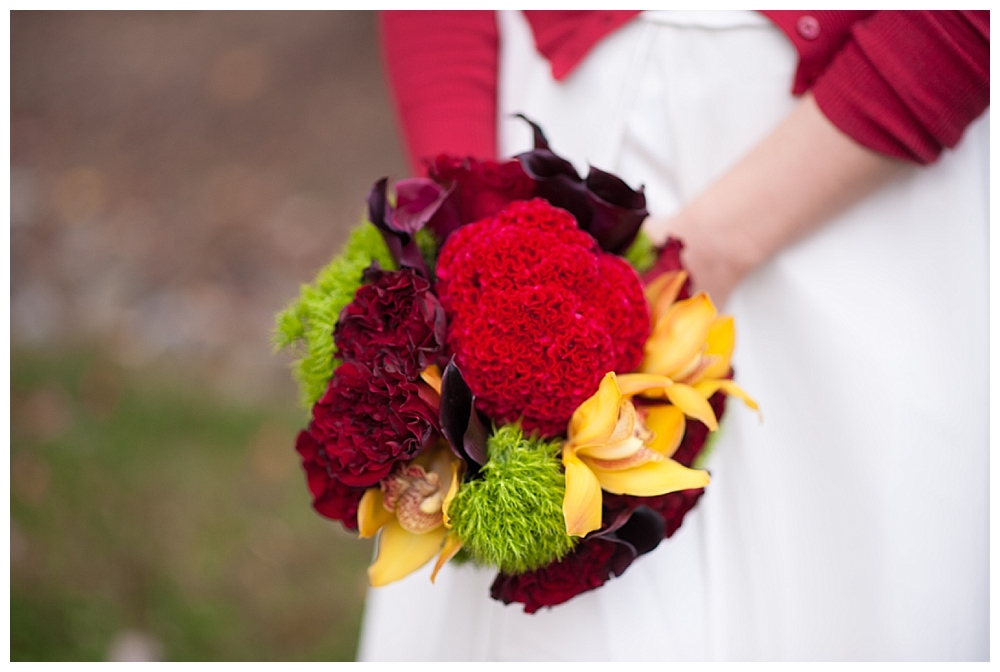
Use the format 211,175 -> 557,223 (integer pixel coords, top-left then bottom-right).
568,372 -> 621,446
645,269 -> 688,325
616,373 -> 674,397
562,446 -> 604,537
665,382 -> 719,431
644,404 -> 685,457
695,379 -> 762,420
590,457 -> 710,496
357,488 -> 394,539
641,292 -> 717,377
420,364 -> 443,395
368,520 -> 447,588
698,316 -> 735,382
430,534 -> 464,584
576,435 -> 645,461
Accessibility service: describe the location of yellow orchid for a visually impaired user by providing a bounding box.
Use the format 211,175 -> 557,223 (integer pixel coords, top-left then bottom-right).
562,371 -> 712,537
639,270 -> 759,429
358,441 -> 464,587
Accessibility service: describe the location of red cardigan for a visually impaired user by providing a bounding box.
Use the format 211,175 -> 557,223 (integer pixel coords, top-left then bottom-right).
379,10 -> 989,175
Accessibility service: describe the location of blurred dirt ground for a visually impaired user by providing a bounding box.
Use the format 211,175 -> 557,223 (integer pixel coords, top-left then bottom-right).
10,11 -> 409,661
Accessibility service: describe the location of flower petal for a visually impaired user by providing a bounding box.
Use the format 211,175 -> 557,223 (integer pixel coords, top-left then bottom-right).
644,404 -> 685,457
644,269 -> 689,326
665,382 -> 719,431
430,534 -> 465,584
562,446 -> 604,537
368,520 -> 447,588
568,372 -> 622,447
695,379 -> 762,420
698,316 -> 735,382
590,458 -> 710,496
357,488 -> 394,539
420,364 -> 443,395
615,373 -> 674,397
577,435 -> 645,462
641,292 -> 717,377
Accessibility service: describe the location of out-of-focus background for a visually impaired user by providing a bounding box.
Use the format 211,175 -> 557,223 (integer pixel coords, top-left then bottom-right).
10,11 -> 409,661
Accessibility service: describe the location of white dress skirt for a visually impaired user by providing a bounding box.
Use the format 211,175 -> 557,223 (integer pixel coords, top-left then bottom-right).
357,10 -> 989,661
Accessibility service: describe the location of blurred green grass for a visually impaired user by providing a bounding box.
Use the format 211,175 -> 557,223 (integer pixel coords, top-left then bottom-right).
10,347 -> 374,661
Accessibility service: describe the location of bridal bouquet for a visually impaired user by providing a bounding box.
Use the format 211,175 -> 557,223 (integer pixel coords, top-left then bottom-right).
275,118 -> 756,613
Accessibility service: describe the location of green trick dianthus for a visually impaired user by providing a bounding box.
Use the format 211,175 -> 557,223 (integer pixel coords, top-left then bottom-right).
273,221 -> 395,408
447,424 -> 575,575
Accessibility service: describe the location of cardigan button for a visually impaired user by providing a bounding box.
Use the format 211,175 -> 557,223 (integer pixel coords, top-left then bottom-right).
796,15 -> 821,40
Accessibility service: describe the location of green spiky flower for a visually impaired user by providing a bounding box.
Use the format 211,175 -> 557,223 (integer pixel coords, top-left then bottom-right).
273,221 -> 395,408
447,424 -> 575,574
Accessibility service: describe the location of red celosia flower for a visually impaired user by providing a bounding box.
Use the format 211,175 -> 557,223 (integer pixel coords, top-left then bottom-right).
310,361 -> 437,488
435,198 -> 650,437
334,265 -> 446,380
427,155 -> 536,227
295,428 -> 366,530
490,538 -> 623,613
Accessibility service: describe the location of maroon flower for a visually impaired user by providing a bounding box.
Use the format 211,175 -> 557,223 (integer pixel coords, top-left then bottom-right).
642,236 -> 693,300
334,265 -> 446,380
426,155 -> 536,235
311,361 -> 437,488
295,428 -> 367,530
490,539 -> 624,613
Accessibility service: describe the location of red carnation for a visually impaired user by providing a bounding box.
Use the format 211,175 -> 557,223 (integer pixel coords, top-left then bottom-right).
310,361 -> 437,488
295,429 -> 367,530
334,265 -> 446,380
490,539 -> 623,613
435,198 -> 650,437
427,155 -> 536,227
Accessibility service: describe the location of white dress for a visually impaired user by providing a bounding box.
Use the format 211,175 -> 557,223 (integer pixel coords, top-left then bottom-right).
357,11 -> 989,661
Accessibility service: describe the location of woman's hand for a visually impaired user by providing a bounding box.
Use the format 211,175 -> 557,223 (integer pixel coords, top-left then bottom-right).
644,93 -> 907,307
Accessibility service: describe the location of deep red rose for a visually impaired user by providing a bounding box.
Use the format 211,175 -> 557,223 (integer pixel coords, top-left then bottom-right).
435,199 -> 650,437
311,360 -> 437,488
490,539 -> 624,613
334,266 -> 446,380
295,428 -> 366,530
427,155 -> 536,227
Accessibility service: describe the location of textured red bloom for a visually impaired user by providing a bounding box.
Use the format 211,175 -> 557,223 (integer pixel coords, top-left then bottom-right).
490,538 -> 623,613
295,429 -> 367,530
310,361 -> 437,488
334,265 -> 446,380
435,199 -> 650,436
427,155 -> 536,227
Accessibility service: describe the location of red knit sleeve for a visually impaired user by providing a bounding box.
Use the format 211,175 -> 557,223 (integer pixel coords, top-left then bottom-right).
379,11 -> 499,176
811,11 -> 989,164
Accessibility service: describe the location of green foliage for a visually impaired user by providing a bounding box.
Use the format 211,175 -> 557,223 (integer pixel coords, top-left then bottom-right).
415,227 -> 439,274
447,425 -> 575,575
273,222 -> 395,408
623,229 -> 657,273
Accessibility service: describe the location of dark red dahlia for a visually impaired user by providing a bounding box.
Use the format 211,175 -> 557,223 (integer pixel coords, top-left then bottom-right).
295,429 -> 367,530
490,538 -> 622,613
310,360 -> 437,488
435,198 -> 650,437
334,265 -> 446,380
427,155 -> 536,228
